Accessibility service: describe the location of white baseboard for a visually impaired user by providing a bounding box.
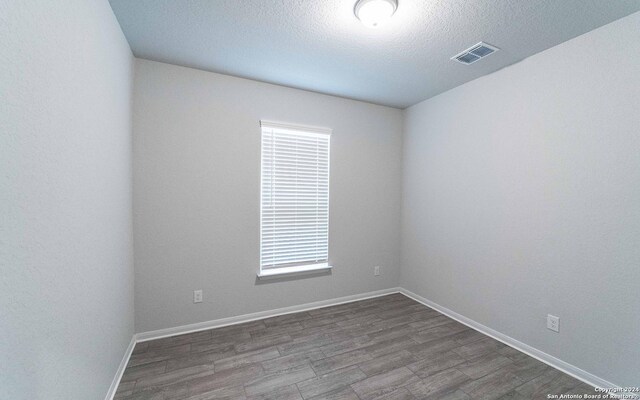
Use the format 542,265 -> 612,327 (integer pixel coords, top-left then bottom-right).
104,335 -> 136,400
136,287 -> 401,342
106,287 -> 399,399
107,287 -> 633,400
399,288 -> 635,399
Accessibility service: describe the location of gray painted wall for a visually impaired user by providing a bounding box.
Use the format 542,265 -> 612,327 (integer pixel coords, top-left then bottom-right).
133,59 -> 403,332
0,1 -> 134,399
401,12 -> 640,387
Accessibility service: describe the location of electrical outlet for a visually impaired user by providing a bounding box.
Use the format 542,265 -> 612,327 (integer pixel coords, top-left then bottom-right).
374,266 -> 381,276
547,314 -> 559,332
193,290 -> 203,303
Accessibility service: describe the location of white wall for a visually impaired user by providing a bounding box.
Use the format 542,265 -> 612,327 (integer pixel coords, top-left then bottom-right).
133,59 -> 403,332
0,1 -> 134,399
401,12 -> 640,387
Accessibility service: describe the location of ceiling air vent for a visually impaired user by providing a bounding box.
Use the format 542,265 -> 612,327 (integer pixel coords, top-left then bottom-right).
451,42 -> 500,65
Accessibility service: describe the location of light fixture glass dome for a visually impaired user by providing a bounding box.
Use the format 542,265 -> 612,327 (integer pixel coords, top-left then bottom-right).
354,0 -> 398,28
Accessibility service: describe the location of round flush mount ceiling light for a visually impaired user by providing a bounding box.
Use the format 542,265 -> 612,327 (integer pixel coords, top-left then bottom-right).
354,0 -> 398,28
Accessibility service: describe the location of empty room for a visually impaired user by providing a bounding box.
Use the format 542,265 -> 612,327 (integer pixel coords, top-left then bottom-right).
2,0 -> 640,399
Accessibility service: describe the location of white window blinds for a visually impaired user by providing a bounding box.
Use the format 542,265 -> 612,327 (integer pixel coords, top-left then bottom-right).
260,121 -> 331,272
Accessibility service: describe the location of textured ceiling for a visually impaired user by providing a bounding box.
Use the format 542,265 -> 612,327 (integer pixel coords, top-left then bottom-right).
109,0 -> 640,108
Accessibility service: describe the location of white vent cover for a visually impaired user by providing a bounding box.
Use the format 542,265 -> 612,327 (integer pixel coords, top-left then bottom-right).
451,42 -> 500,65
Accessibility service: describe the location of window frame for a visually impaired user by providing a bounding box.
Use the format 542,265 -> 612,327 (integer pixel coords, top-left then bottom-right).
258,120 -> 332,279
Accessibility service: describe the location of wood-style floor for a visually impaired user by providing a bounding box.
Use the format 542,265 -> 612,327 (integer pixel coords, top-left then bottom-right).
114,294 -> 598,400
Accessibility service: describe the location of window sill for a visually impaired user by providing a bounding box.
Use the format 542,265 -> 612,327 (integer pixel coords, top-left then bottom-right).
257,264 -> 332,280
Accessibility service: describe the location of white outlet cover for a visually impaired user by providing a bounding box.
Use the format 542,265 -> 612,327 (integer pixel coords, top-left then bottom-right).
194,290 -> 203,303
547,314 -> 559,332
374,266 -> 380,276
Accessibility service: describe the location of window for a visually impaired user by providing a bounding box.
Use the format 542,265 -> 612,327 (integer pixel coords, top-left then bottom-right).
259,121 -> 331,277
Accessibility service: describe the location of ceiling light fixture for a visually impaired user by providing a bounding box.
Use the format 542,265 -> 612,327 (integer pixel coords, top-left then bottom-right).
354,0 -> 398,28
